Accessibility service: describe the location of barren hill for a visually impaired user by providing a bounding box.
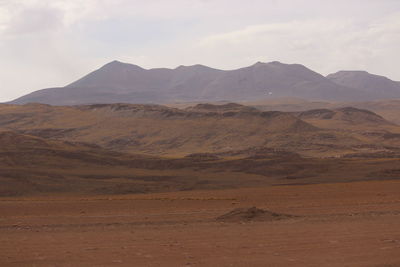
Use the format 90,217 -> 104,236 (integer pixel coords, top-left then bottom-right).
2,102 -> 400,157
0,103 -> 323,156
341,100 -> 400,125
247,98 -> 400,125
296,107 -> 392,127
291,107 -> 400,157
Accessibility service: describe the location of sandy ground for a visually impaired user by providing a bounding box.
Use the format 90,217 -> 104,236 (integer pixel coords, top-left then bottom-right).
1,180 -> 400,267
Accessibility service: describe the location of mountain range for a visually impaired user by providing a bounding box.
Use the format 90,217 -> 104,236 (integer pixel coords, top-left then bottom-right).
9,61 -> 400,105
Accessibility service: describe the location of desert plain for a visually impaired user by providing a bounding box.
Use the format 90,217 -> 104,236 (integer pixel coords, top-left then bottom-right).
1,180 -> 400,266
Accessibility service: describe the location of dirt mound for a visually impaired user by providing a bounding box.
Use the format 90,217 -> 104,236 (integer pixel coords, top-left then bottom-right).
335,107 -> 390,124
216,207 -> 293,222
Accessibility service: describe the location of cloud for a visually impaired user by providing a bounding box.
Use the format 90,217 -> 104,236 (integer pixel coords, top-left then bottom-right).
4,6 -> 63,36
195,14 -> 400,76
0,0 -> 399,101
0,4 -> 11,35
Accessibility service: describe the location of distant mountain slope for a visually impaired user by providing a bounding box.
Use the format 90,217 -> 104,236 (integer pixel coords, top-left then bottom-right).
10,61 -> 375,105
327,71 -> 400,99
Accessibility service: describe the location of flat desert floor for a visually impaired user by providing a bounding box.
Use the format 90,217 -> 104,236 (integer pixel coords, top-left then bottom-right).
1,180 -> 400,266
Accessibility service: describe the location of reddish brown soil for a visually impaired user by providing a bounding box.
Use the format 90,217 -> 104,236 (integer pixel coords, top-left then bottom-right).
1,180 -> 400,266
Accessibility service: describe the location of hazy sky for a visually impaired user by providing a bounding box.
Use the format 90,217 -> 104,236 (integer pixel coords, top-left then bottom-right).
1,0 -> 399,102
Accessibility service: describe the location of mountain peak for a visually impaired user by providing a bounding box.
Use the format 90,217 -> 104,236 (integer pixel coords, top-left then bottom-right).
252,61 -> 266,67
109,60 -> 123,64
269,61 -> 284,65
248,61 -> 288,70
251,61 -> 285,67
101,60 -> 144,71
251,61 -> 305,69
175,64 -> 219,71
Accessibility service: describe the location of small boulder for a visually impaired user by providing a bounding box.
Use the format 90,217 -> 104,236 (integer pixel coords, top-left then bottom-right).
216,207 -> 294,222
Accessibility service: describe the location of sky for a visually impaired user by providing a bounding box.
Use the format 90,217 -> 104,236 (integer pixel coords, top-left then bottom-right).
0,0 -> 399,102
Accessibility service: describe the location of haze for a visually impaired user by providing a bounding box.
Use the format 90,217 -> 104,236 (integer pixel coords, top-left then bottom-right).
0,0 -> 399,102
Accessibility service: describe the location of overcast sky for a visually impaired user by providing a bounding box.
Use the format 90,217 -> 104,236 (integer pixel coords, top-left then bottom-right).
1,0 -> 399,102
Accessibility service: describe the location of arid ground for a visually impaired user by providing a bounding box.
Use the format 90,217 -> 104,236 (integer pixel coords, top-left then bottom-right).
1,180 -> 400,267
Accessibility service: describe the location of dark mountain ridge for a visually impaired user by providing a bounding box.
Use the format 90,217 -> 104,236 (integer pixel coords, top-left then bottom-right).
11,60 -> 399,105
